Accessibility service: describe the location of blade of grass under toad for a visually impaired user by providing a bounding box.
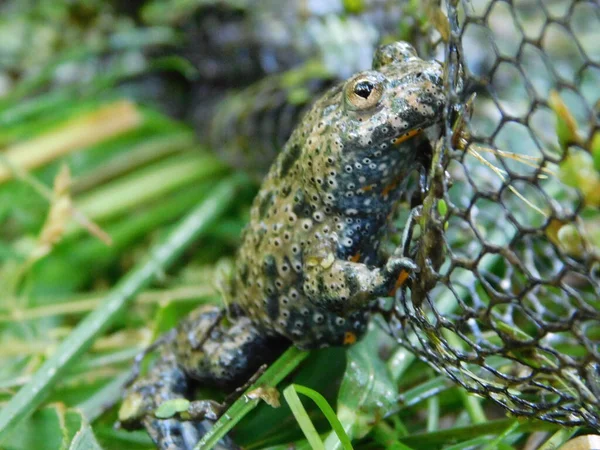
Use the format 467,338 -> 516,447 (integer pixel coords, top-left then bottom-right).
287,384 -> 353,450
283,385 -> 325,450
0,99 -> 131,146
0,175 -> 246,443
193,347 -> 310,450
230,347 -> 346,448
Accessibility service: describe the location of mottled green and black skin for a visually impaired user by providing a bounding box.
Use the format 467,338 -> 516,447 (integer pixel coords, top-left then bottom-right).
119,42 -> 445,450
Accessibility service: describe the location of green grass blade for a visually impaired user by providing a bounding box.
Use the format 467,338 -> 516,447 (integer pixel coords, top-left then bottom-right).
73,153 -> 226,225
283,385 -> 325,450
426,395 -> 440,432
77,372 -> 131,422
398,418 -> 558,448
290,384 -> 353,450
537,427 -> 579,450
0,175 -> 245,443
388,442 -> 416,450
481,420 -> 519,450
443,436 -> 492,450
397,376 -> 452,408
459,389 -> 486,424
193,347 -> 310,450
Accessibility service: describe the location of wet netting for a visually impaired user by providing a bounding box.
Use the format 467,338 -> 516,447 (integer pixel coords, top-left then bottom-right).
386,0 -> 600,428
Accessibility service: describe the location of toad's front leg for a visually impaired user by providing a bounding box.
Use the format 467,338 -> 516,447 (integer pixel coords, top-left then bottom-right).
302,252 -> 417,314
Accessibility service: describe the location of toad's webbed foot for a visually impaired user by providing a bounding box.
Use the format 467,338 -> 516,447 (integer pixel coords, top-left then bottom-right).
119,305 -> 288,450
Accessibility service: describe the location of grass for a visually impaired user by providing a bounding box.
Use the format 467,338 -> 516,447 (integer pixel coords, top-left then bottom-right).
0,1 -> 596,450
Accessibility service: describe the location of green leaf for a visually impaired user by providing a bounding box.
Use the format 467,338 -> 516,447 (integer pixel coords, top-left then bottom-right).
559,151 -> 600,207
592,131 -> 600,172
4,406 -> 86,450
154,399 -> 191,419
557,223 -> 585,257
343,0 -> 365,14
437,199 -> 448,217
323,326 -> 398,449
549,90 -> 580,148
69,420 -> 103,450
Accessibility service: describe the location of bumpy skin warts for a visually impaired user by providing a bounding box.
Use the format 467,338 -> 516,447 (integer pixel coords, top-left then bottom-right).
120,42 -> 445,450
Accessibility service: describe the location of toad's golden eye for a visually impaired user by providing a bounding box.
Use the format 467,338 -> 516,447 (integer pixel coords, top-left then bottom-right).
354,80 -> 374,98
345,75 -> 385,111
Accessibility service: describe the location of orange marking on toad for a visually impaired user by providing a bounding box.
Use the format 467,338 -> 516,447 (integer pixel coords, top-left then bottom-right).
389,269 -> 409,296
392,128 -> 422,145
382,181 -> 398,197
343,332 -> 357,345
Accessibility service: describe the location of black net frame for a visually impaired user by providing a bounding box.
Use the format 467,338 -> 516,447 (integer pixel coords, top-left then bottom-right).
386,0 -> 600,429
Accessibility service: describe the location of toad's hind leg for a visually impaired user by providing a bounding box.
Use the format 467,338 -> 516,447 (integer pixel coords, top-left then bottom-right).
119,305 -> 288,450
119,352 -> 227,450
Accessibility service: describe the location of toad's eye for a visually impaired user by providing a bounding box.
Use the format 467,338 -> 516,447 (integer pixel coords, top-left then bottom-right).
354,81 -> 374,99
345,75 -> 385,111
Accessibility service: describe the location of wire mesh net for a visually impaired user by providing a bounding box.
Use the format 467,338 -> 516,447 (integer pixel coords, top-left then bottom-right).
386,0 -> 600,429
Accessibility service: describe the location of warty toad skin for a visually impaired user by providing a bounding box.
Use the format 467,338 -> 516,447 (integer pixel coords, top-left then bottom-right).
119,41 -> 446,450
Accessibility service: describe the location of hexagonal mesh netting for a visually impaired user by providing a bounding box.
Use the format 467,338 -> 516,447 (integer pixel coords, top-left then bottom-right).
387,0 -> 600,428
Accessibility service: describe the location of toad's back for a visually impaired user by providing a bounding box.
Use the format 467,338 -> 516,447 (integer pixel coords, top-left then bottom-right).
230,42 -> 446,349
